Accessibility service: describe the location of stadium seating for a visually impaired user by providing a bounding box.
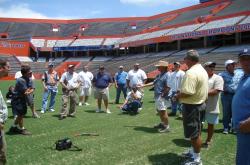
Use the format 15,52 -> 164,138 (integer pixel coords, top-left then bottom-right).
47,40 -> 57,47
215,0 -> 250,17
0,22 -> 10,32
37,57 -> 47,62
7,22 -> 36,40
65,57 -> 92,62
103,38 -> 121,46
198,16 -> 245,31
70,38 -> 103,46
141,28 -> 174,40
210,44 -> 250,53
160,5 -> 215,27
31,39 -> 45,47
239,15 -> 250,25
16,56 -> 33,62
54,39 -> 73,47
92,57 -> 113,62
168,23 -> 205,35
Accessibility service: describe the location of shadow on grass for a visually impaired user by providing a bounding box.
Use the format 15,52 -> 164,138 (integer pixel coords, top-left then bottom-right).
52,114 -> 61,118
148,152 -> 184,165
201,128 -> 224,134
172,138 -> 190,147
84,110 -> 97,113
148,100 -> 155,103
124,125 -> 158,133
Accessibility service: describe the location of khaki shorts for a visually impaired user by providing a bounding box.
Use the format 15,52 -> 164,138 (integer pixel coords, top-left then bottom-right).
79,86 -> 91,96
94,87 -> 109,100
155,96 -> 167,111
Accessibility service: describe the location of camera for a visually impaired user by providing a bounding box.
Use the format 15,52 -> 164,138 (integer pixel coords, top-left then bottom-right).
55,138 -> 72,151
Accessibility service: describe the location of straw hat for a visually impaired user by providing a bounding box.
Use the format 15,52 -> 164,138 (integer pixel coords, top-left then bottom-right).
155,60 -> 169,67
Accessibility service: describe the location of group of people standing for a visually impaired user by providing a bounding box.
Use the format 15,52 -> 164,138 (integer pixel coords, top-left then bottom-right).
0,48 -> 250,165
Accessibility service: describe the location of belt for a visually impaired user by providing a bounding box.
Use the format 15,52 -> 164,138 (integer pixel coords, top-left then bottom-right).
223,91 -> 234,95
46,83 -> 56,86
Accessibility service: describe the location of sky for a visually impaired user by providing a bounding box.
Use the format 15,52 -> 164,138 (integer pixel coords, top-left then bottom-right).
0,0 -> 200,19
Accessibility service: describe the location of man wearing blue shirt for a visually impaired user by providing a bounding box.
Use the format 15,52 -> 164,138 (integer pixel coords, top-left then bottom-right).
219,60 -> 244,134
232,49 -> 250,165
93,66 -> 113,113
114,66 -> 128,104
143,61 -> 170,133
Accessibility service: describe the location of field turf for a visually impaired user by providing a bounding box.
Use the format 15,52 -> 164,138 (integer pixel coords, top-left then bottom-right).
0,80 -> 236,165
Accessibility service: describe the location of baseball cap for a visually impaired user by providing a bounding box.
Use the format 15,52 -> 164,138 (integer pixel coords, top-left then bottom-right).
174,62 -> 181,65
134,63 -> 140,66
119,65 -> 123,69
239,48 -> 250,57
48,62 -> 54,67
204,61 -> 216,67
68,64 -> 75,68
225,60 -> 236,67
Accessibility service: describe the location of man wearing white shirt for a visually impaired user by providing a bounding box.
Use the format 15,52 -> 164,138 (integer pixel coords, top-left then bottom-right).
169,62 -> 185,116
0,59 -> 10,164
78,66 -> 93,106
126,63 -> 147,90
59,65 -> 79,120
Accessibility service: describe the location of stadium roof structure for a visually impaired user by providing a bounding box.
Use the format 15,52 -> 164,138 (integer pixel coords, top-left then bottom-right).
0,0 -> 250,49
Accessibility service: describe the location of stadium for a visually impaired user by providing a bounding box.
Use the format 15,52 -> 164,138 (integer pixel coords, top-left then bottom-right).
0,0 -> 250,164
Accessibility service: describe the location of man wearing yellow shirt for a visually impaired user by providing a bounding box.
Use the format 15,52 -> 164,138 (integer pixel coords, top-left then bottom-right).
175,50 -> 208,165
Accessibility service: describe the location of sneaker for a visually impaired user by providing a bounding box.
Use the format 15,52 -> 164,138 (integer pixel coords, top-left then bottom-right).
79,102 -> 82,106
84,102 -> 90,106
32,113 -> 40,118
158,125 -> 170,133
14,115 -> 18,120
202,141 -> 212,148
49,109 -> 55,112
183,158 -> 202,165
40,110 -> 45,114
153,123 -> 164,129
177,113 -> 183,119
223,128 -> 229,134
181,149 -> 193,158
168,112 -> 176,116
230,128 -> 236,134
106,109 -> 111,114
96,109 -> 101,113
138,108 -> 142,111
59,116 -> 66,120
68,114 -> 76,118
8,126 -> 22,134
20,129 -> 32,135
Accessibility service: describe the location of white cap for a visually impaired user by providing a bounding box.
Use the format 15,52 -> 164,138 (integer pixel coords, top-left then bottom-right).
225,60 -> 235,67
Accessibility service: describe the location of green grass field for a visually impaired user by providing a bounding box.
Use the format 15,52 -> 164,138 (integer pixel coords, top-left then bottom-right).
0,80 -> 236,165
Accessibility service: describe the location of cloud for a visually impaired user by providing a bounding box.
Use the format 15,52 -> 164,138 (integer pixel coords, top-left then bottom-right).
120,0 -> 199,7
0,2 -> 102,19
0,3 -> 48,19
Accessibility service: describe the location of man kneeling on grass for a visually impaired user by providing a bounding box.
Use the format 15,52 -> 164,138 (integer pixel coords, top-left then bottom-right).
120,85 -> 142,114
9,65 -> 33,135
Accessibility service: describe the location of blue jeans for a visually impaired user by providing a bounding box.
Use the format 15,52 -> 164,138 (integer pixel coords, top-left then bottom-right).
122,100 -> 141,113
170,91 -> 182,114
115,84 -> 127,104
236,133 -> 250,165
42,86 -> 58,111
221,93 -> 234,130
